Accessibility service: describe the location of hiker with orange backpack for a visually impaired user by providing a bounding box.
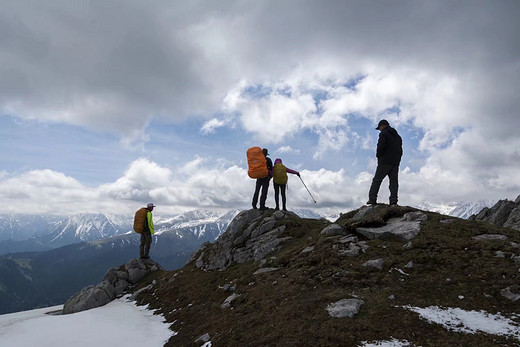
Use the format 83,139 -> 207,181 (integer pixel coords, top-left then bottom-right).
272,158 -> 300,211
248,147 -> 273,210
133,203 -> 156,259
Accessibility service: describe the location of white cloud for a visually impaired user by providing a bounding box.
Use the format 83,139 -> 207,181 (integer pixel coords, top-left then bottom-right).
201,118 -> 226,134
277,146 -> 300,154
1,1 -> 520,210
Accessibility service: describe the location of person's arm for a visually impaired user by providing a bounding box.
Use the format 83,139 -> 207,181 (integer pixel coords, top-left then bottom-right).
376,132 -> 387,158
147,211 -> 155,234
267,158 -> 273,177
286,167 -> 299,176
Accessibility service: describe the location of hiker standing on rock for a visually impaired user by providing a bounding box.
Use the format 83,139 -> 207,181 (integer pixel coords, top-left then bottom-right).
252,148 -> 273,210
367,119 -> 403,206
272,158 -> 300,211
133,203 -> 156,259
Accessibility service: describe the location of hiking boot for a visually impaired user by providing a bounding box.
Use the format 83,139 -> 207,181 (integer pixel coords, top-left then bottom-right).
252,204 -> 257,209
389,202 -> 398,206
283,208 -> 287,211
366,200 -> 377,205
275,206 -> 279,210
259,206 -> 270,211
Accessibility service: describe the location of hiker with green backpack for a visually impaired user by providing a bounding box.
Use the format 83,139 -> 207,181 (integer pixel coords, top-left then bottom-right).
272,158 -> 300,211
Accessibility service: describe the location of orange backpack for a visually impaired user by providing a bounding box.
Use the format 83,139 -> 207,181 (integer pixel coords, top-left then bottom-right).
247,147 -> 268,179
133,208 -> 148,234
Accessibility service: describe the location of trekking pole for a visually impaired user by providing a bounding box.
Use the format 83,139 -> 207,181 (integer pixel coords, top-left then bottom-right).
299,175 -> 317,203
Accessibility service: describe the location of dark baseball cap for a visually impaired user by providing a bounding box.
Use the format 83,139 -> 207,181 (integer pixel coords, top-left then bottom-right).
375,119 -> 389,130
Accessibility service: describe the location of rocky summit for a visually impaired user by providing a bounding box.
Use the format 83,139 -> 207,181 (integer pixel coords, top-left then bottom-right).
470,194 -> 520,231
69,204 -> 520,346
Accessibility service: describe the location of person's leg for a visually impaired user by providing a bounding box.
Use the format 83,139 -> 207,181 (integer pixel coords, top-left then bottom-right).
144,231 -> 152,258
388,165 -> 399,205
260,177 -> 270,209
368,164 -> 393,203
140,233 -> 145,258
252,179 -> 262,208
274,183 -> 280,209
281,184 -> 287,210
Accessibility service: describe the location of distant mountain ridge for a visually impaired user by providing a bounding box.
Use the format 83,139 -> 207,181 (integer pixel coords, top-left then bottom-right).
417,200 -> 496,219
0,209 -> 324,255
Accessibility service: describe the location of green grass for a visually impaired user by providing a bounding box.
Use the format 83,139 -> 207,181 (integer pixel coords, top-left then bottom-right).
133,206 -> 520,346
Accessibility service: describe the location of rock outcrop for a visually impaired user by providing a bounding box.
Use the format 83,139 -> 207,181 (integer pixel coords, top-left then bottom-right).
63,258 -> 162,314
190,209 -> 300,271
470,194 -> 520,231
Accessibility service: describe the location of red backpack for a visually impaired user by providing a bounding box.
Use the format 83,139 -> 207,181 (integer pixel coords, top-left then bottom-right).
247,147 -> 268,179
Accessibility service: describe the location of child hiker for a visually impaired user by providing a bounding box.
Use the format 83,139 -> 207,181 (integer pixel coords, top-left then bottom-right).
272,158 -> 300,211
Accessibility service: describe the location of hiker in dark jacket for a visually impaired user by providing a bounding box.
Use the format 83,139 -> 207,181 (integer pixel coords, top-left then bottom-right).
367,119 -> 403,205
272,158 -> 300,211
252,148 -> 273,210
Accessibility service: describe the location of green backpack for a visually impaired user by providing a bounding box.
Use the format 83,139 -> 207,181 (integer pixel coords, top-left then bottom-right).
273,163 -> 288,184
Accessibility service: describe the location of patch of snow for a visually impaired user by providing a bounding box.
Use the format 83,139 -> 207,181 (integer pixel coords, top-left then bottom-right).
360,338 -> 413,346
404,306 -> 520,340
0,295 -> 173,346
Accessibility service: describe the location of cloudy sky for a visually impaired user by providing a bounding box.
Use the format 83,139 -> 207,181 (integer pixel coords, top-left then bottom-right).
1,0 -> 519,216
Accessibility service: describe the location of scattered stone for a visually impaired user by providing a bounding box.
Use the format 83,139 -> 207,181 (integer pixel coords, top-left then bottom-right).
339,243 -> 361,257
221,283 -> 236,292
403,241 -> 413,250
358,241 -> 370,253
320,224 -> 344,236
388,295 -> 395,300
495,251 -> 506,258
221,293 -> 241,308
500,287 -> 520,302
326,298 -> 365,318
300,246 -> 315,254
272,281 -> 278,285
338,235 -> 357,243
356,212 -> 428,241
363,258 -> 384,270
404,261 -> 413,269
472,234 -> 509,241
195,333 -> 211,343
254,267 -> 280,275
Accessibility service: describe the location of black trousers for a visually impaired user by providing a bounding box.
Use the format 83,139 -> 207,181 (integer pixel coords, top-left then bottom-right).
252,177 -> 270,208
368,164 -> 399,204
140,231 -> 152,257
274,183 -> 287,210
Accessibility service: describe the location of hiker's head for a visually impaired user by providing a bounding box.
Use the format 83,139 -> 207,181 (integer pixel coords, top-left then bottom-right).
262,148 -> 269,156
375,119 -> 390,131
274,158 -> 282,164
147,203 -> 156,211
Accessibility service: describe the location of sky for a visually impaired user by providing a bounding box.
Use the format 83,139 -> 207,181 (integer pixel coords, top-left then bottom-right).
1,0 -> 520,216
0,298 -> 518,346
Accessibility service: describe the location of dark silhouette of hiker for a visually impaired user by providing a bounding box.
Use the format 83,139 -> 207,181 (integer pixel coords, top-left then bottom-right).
272,158 -> 300,211
367,119 -> 403,205
252,148 -> 273,210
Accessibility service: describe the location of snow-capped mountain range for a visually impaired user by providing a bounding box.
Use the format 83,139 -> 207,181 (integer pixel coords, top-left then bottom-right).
0,202 -> 495,256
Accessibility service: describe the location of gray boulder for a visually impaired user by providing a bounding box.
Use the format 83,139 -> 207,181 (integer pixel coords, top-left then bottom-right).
471,196 -> 520,230
320,224 -> 344,236
63,258 -> 163,314
363,258 -> 384,270
326,298 -> 365,318
192,210 -> 298,271
356,211 -> 428,241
